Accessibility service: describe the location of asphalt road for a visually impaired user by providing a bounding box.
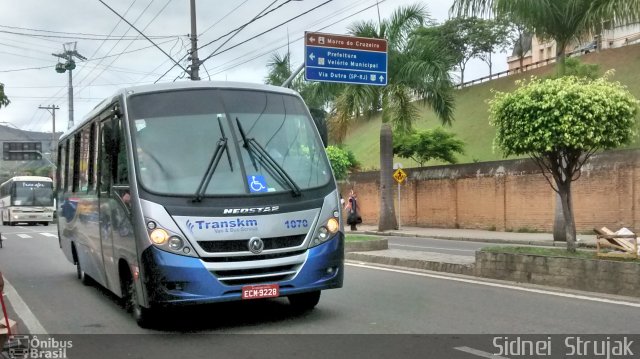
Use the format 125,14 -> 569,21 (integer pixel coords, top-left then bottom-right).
2,225 -> 640,358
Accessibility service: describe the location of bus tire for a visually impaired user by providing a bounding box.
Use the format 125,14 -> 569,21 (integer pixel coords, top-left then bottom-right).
128,281 -> 154,328
76,258 -> 92,285
288,290 -> 321,311
43,222 -> 49,226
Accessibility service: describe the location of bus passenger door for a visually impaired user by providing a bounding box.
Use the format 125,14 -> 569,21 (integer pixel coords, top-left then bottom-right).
98,117 -> 134,297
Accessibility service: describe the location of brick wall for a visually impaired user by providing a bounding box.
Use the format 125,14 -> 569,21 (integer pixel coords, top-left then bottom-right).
342,149 -> 640,232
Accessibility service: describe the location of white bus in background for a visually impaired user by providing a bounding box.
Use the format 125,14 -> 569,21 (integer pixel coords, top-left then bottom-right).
0,176 -> 55,226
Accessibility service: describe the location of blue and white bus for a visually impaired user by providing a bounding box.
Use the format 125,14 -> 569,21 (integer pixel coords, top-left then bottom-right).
0,176 -> 55,226
56,81 -> 344,327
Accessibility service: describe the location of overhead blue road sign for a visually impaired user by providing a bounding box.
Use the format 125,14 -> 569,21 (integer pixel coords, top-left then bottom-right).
304,32 -> 388,86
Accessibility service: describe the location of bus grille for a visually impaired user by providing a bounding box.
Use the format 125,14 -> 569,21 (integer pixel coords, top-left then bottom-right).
202,251 -> 307,286
198,234 -> 306,253
213,264 -> 299,286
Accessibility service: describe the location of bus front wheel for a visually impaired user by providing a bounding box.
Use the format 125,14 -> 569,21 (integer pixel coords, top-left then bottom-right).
288,290 -> 321,311
128,282 -> 154,328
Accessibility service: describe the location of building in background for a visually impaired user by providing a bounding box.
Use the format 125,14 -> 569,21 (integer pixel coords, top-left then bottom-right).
0,124 -> 62,182
507,23 -> 640,72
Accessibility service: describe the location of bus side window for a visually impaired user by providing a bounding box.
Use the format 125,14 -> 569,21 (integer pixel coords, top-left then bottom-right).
114,118 -> 129,186
78,127 -> 91,192
99,120 -> 114,194
58,141 -> 67,194
89,122 -> 99,192
66,137 -> 75,193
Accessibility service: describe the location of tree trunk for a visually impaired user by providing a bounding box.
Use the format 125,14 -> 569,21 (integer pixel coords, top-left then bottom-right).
519,55 -> 524,73
488,52 -> 492,79
378,123 -> 398,231
553,195 -> 567,242
558,181 -> 577,252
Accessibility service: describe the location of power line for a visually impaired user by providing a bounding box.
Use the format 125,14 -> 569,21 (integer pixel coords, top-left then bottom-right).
209,0 -> 386,76
200,0 -> 335,65
74,0 -> 141,90
0,66 -> 50,73
199,0 -> 281,69
198,0 -> 249,37
0,28 -> 175,41
206,0 -> 375,72
77,0 -> 174,98
155,0 -> 292,83
0,23 -> 179,38
98,0 -> 186,72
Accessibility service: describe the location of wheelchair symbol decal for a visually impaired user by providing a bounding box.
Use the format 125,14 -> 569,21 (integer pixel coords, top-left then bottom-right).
248,175 -> 268,193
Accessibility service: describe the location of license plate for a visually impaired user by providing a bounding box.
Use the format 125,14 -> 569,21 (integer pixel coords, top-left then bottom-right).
29,215 -> 37,218
241,284 -> 279,300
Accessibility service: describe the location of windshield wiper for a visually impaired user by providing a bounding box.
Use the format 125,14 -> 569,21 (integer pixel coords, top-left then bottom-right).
235,117 -> 301,197
192,117 -> 232,202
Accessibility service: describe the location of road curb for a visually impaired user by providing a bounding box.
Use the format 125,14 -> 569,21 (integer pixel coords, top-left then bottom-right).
345,239 -> 388,252
346,252 -> 475,276
362,230 -> 596,248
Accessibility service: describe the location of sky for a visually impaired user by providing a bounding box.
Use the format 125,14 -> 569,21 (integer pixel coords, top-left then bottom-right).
0,0 -> 508,136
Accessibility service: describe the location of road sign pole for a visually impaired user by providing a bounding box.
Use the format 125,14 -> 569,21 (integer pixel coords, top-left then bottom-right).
397,181 -> 401,229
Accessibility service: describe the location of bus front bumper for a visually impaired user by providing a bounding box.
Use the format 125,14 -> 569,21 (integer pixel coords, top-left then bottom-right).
140,233 -> 344,307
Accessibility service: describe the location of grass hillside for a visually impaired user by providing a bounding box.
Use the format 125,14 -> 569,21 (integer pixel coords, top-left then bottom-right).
342,43 -> 640,170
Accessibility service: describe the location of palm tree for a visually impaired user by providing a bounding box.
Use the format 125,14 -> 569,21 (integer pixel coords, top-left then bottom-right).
0,83 -> 9,109
451,0 -> 640,74
333,4 -> 456,230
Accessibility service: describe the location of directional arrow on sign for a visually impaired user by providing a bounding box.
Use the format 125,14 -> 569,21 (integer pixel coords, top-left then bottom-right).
379,75 -> 385,82
309,53 -> 316,61
309,37 -> 316,43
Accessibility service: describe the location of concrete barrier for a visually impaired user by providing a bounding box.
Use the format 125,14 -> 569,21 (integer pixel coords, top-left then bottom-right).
476,251 -> 640,297
345,238 -> 388,252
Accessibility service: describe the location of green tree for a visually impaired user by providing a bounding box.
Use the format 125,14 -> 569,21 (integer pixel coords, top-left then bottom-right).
0,83 -> 10,109
489,76 -> 638,252
325,146 -> 353,181
434,17 -> 507,83
332,4 -> 456,231
393,128 -> 465,167
451,0 -> 640,75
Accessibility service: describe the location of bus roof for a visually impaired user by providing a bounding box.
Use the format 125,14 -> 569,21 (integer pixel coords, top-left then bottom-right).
62,81 -> 301,139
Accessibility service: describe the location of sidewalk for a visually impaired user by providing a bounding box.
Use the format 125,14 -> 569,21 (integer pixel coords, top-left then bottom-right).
356,224 -> 598,247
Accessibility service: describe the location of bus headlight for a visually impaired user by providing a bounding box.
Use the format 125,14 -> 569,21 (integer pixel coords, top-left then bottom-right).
145,217 -> 197,257
169,236 -> 184,250
309,210 -> 341,248
150,229 -> 169,245
326,218 -> 339,234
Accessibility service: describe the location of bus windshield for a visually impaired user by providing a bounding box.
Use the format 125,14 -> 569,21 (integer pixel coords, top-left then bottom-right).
128,88 -> 332,196
13,181 -> 54,206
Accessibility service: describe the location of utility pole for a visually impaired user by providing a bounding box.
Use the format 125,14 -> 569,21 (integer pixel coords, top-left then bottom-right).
53,42 -> 86,129
38,105 -> 59,155
189,0 -> 201,80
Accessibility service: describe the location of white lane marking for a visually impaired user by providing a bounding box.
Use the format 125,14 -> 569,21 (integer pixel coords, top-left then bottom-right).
40,233 -> 58,238
389,243 -> 476,252
346,262 -> 640,308
454,346 -> 510,359
2,278 -> 48,334
16,234 -> 32,239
